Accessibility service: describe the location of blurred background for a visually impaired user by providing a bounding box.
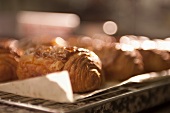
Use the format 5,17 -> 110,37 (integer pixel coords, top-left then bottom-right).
1,0 -> 170,39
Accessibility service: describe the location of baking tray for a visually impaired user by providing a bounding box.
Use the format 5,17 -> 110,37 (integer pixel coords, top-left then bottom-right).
0,73 -> 170,113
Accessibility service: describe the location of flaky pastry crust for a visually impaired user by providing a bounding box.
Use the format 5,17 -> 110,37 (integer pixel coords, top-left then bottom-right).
17,46 -> 103,93
0,48 -> 18,82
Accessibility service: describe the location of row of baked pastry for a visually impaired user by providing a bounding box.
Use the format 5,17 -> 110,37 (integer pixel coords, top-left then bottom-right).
17,46 -> 104,93
119,35 -> 170,73
0,35 -> 170,93
0,39 -> 104,93
66,35 -> 170,81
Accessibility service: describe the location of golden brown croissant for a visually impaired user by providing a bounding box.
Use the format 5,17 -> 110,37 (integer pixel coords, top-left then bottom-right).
67,36 -> 143,81
17,46 -> 103,93
0,47 -> 18,82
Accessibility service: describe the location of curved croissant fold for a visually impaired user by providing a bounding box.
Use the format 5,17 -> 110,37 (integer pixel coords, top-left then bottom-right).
0,47 -> 18,82
0,38 -> 20,82
17,46 -> 104,93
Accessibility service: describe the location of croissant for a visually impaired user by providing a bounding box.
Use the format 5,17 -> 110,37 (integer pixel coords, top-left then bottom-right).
17,46 -> 103,93
0,47 -> 18,82
119,35 -> 170,72
93,44 -> 144,81
139,49 -> 170,72
67,36 -> 143,81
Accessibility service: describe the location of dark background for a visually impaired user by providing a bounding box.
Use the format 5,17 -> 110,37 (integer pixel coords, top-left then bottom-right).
1,0 -> 170,38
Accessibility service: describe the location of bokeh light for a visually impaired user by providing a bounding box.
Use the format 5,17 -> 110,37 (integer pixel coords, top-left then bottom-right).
103,21 -> 118,35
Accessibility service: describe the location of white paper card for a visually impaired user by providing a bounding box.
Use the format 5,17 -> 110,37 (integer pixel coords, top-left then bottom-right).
0,71 -> 74,103
0,70 -> 169,103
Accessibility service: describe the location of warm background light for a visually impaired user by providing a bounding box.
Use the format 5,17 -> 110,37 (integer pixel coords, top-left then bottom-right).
103,21 -> 118,35
18,11 -> 80,28
54,37 -> 67,47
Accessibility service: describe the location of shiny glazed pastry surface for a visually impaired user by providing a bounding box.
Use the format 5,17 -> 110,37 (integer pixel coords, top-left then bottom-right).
17,46 -> 103,93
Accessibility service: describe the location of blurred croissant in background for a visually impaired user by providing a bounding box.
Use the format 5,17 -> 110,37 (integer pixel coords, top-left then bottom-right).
119,35 -> 170,73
